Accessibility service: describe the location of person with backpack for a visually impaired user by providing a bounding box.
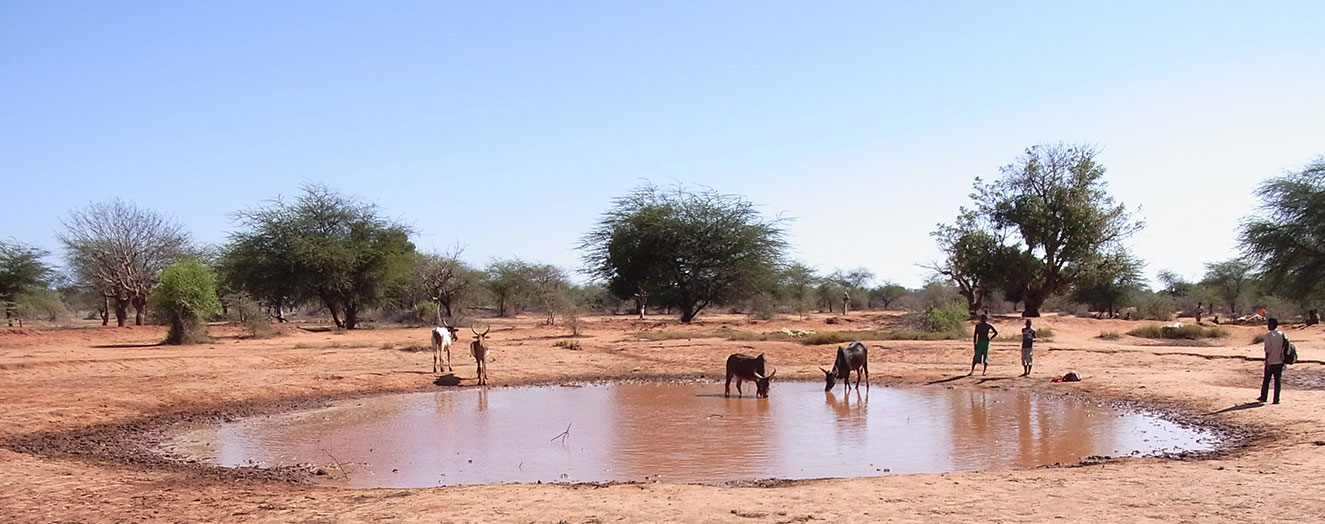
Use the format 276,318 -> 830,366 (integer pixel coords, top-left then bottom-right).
1258,318 -> 1289,404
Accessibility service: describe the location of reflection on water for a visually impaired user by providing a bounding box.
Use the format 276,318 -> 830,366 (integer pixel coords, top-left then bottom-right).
167,383 -> 1216,488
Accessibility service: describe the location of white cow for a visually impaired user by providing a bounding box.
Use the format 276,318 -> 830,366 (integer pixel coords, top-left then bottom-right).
431,324 -> 460,373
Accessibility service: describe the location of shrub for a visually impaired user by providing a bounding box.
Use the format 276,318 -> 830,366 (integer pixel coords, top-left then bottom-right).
1136,295 -> 1175,321
747,292 -> 776,321
1035,326 -> 1055,340
552,339 -> 582,350
918,301 -> 968,333
149,260 -> 222,345
1252,333 -> 1266,344
1127,324 -> 1229,340
1099,331 -> 1121,340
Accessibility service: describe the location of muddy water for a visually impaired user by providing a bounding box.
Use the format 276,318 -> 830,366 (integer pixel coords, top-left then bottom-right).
166,383 -> 1217,488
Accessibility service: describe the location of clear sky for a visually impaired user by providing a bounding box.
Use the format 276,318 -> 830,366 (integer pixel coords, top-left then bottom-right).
3,1 -> 1323,288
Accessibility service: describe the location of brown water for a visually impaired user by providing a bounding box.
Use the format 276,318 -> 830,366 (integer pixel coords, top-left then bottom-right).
165,383 -> 1217,488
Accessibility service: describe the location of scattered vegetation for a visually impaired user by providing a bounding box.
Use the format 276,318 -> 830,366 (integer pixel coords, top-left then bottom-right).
1035,326 -> 1055,340
1252,333 -> 1266,344
1099,331 -> 1122,340
1126,324 -> 1229,340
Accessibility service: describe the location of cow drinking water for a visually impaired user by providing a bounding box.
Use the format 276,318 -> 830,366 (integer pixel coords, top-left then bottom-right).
821,341 -> 868,392
725,353 -> 776,398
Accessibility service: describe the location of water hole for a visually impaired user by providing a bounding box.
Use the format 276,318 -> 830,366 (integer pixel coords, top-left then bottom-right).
164,382 -> 1219,488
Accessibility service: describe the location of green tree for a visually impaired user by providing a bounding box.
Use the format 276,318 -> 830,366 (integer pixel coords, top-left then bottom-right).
777,262 -> 819,319
929,212 -> 1007,316
972,143 -> 1143,317
484,258 -> 537,317
1069,251 -> 1145,318
1240,157 -> 1325,302
580,183 -> 786,323
868,282 -> 907,310
150,260 -> 222,344
222,185 -> 416,329
59,200 -> 191,326
1200,259 -> 1255,315
0,239 -> 55,327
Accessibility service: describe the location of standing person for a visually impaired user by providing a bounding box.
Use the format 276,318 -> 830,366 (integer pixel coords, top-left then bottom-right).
1195,302 -> 1205,324
1020,319 -> 1036,377
842,291 -> 850,316
1258,318 -> 1287,404
969,314 -> 998,376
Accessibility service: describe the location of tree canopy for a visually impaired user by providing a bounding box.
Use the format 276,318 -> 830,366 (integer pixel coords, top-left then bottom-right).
936,144 -> 1143,317
221,185 -> 416,329
0,239 -> 56,326
581,183 -> 786,322
150,260 -> 222,344
58,199 -> 191,326
1240,157 -> 1325,303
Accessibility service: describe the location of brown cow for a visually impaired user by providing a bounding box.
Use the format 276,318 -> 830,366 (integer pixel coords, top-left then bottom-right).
725,353 -> 776,398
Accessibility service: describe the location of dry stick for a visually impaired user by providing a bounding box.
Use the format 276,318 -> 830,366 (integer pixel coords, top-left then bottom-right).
550,423 -> 571,444
323,450 -> 350,480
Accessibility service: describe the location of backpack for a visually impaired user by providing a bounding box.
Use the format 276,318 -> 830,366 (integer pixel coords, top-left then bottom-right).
1283,336 -> 1298,365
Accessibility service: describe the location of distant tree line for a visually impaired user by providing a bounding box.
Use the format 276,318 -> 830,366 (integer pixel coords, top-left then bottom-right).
5,153 -> 1324,337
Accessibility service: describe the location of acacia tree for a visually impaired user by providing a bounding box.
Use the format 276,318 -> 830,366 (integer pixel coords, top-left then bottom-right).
869,282 -> 907,310
971,143 -> 1142,317
1241,157 -> 1325,303
59,200 -> 190,326
1069,251 -> 1145,318
412,249 -> 480,323
484,258 -> 538,317
777,262 -> 819,319
581,183 -> 786,323
1201,259 -> 1255,315
0,239 -> 56,327
222,185 -> 415,329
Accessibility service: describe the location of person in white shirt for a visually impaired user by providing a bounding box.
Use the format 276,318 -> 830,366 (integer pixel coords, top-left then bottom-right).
1258,318 -> 1287,404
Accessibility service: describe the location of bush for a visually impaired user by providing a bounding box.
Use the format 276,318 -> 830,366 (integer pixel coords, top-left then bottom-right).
150,260 -> 222,345
1127,324 -> 1229,340
1099,331 -> 1121,340
1035,326 -> 1055,340
918,301 -> 968,333
552,339 -> 582,350
1252,333 -> 1266,344
747,292 -> 776,321
1136,295 -> 1175,321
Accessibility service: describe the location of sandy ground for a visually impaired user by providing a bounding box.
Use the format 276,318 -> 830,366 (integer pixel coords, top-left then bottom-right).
1,312 -> 1323,523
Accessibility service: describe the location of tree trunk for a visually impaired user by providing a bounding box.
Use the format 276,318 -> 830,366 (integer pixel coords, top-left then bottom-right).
132,295 -> 147,325
275,301 -> 287,323
1021,292 -> 1044,318
113,298 -> 130,327
100,297 -> 110,326
343,306 -> 358,330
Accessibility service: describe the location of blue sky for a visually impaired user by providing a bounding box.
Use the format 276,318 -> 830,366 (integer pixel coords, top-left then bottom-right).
3,1 -> 1323,288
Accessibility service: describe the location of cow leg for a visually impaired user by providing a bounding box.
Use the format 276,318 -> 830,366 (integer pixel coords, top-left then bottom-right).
725,374 -> 733,397
445,347 -> 452,372
433,345 -> 439,373
863,363 -> 869,390
736,379 -> 744,397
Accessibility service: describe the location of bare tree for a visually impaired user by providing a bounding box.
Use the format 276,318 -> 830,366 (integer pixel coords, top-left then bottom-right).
59,199 -> 190,326
415,248 -> 478,324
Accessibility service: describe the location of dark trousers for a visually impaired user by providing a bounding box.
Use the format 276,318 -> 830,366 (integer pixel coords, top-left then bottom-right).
1260,363 -> 1284,403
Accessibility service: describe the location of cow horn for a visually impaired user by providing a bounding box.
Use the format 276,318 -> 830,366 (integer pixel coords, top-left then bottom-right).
819,366 -> 830,375
765,366 -> 776,379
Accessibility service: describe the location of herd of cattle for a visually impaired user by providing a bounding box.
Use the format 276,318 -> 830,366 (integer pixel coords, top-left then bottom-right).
430,324 -> 869,397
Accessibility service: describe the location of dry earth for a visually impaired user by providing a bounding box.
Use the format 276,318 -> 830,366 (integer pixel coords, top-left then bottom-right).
1,312 -> 1323,523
